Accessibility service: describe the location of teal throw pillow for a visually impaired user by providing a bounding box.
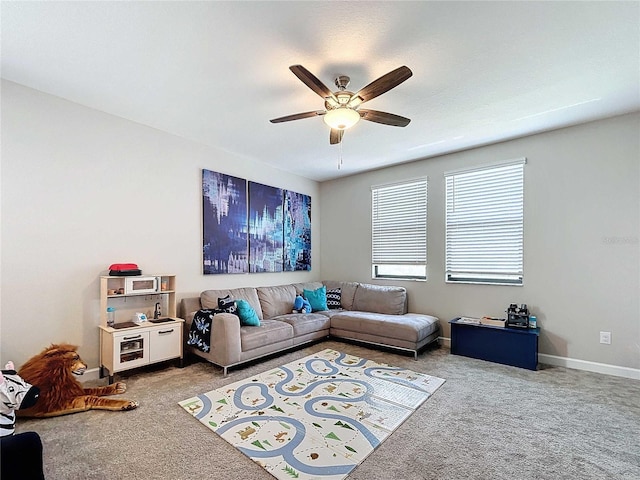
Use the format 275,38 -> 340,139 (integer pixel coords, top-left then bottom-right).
303,286 -> 328,312
236,299 -> 260,326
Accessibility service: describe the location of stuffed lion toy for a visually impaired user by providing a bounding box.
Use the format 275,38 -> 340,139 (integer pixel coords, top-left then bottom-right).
17,344 -> 138,418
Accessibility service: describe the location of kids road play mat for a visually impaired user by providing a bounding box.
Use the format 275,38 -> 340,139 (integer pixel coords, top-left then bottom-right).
179,349 -> 445,480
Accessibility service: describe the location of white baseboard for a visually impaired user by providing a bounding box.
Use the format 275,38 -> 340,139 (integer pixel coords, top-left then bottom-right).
83,345 -> 638,382
439,336 -> 639,379
538,354 -> 640,380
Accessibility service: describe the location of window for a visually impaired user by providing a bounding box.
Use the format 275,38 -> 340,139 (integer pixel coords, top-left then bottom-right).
372,177 -> 427,280
445,159 -> 525,285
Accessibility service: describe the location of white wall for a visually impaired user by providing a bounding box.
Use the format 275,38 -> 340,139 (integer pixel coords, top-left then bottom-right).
1,80 -> 321,368
320,113 -> 640,370
3,80 -> 638,374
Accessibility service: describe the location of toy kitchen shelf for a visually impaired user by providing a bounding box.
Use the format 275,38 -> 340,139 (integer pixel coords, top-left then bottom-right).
99,274 -> 183,383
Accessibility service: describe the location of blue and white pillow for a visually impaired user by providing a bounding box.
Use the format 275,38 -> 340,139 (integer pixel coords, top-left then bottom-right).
217,295 -> 237,314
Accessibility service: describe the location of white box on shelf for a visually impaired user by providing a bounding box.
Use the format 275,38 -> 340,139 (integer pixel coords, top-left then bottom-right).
124,276 -> 159,295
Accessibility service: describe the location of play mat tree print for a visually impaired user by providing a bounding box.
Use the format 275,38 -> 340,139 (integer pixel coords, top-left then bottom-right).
179,349 -> 445,480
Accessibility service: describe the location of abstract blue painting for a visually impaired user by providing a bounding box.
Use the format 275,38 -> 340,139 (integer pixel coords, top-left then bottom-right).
248,182 -> 284,273
202,169 -> 248,274
284,191 -> 312,271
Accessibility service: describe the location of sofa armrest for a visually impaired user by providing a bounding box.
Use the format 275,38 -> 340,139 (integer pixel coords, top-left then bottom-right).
182,304 -> 242,369
208,313 -> 242,367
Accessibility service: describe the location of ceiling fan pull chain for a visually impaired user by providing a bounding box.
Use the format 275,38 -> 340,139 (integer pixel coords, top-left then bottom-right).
338,139 -> 344,170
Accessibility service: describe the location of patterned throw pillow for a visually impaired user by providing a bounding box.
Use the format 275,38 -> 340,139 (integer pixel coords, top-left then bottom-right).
217,295 -> 237,314
326,288 -> 342,309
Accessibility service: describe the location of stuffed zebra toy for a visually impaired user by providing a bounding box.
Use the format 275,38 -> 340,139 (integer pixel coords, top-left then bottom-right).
0,362 -> 40,437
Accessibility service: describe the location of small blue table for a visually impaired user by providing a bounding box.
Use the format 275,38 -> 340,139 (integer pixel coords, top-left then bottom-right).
449,318 -> 539,370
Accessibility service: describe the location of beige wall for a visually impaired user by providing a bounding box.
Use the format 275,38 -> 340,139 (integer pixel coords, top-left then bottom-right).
320,113 -> 640,370
1,80 -> 321,368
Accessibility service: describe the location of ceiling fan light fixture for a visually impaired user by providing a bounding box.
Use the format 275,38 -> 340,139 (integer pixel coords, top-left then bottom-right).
273,65 -> 413,144
323,107 -> 360,130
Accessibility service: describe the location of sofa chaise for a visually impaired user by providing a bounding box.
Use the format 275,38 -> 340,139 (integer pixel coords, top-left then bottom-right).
180,281 -> 440,374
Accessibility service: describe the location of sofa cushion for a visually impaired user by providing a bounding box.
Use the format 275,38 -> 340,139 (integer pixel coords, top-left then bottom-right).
271,313 -> 330,337
292,282 -> 324,296
201,287 -> 263,320
330,312 -> 438,343
323,281 -> 359,310
257,284 -> 297,319
304,286 -> 328,312
352,283 -> 407,315
240,319 -> 294,351
317,310 -> 344,319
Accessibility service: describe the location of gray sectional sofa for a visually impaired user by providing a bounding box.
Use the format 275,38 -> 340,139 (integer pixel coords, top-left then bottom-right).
180,280 -> 440,374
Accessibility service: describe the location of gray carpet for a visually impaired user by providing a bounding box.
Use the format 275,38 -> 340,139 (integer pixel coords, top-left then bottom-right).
15,341 -> 640,479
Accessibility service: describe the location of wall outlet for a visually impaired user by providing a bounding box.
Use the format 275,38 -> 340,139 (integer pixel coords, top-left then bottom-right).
599,331 -> 611,345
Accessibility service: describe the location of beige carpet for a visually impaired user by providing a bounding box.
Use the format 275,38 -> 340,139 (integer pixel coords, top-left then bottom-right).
14,340 -> 640,479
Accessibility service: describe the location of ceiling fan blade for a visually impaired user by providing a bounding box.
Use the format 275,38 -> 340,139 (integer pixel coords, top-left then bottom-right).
359,109 -> 411,127
329,129 -> 344,145
289,65 -> 339,104
270,110 -> 325,123
352,66 -> 413,104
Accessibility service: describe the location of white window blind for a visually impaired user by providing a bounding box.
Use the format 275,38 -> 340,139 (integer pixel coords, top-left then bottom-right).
445,160 -> 524,285
372,178 -> 427,279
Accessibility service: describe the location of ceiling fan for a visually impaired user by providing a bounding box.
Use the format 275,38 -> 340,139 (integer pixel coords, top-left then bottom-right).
270,65 -> 413,145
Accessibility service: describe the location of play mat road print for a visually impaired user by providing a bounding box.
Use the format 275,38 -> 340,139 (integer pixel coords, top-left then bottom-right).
179,349 -> 445,480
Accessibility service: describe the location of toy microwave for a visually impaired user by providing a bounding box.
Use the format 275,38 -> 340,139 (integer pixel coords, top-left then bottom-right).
124,276 -> 160,295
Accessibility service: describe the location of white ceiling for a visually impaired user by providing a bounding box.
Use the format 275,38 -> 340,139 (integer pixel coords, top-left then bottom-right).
2,1 -> 639,182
